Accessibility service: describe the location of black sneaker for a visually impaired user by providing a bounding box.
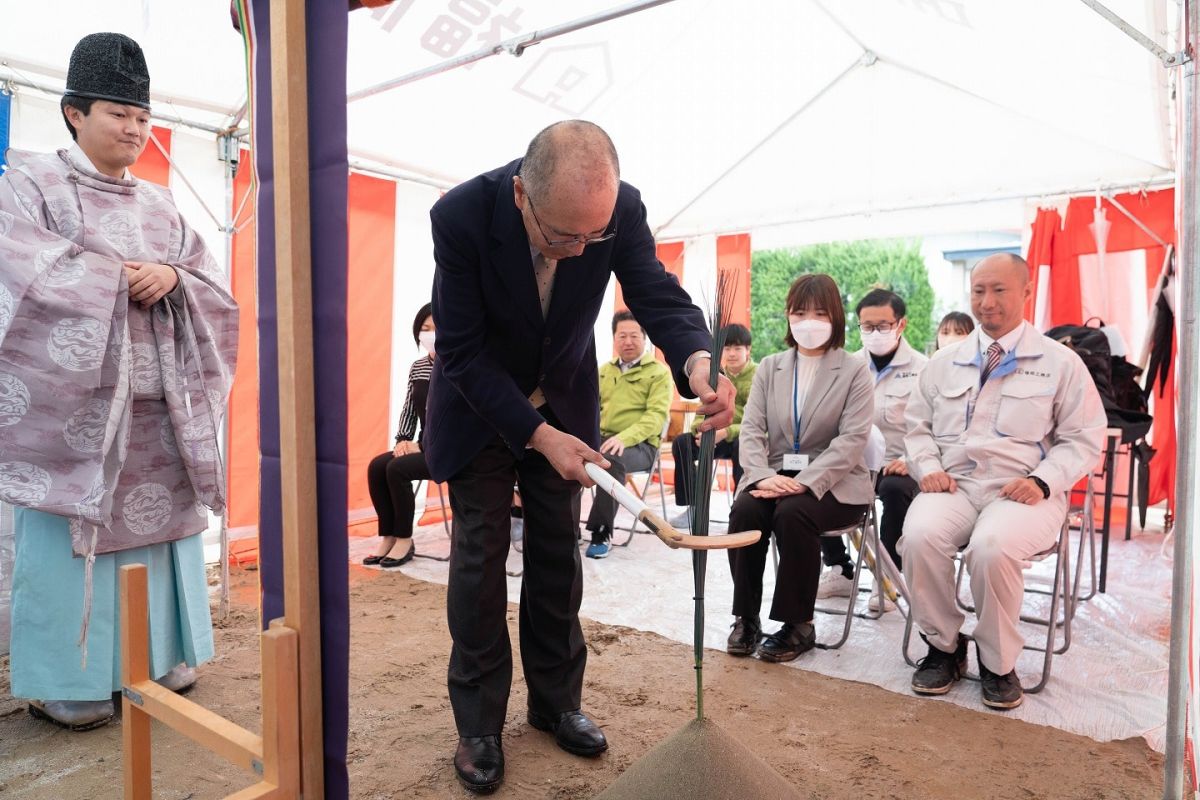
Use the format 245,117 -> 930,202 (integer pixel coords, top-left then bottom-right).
756,622 -> 815,663
726,616 -> 762,656
978,648 -> 1023,710
911,633 -> 967,695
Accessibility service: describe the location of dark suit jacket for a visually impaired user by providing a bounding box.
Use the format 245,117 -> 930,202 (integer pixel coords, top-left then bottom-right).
426,158 -> 711,482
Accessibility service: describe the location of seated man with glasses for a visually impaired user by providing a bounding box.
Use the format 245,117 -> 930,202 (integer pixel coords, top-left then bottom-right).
849,289 -> 928,611
426,120 -> 735,793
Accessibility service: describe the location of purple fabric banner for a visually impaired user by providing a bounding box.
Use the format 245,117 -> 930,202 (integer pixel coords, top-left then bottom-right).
247,1 -> 350,795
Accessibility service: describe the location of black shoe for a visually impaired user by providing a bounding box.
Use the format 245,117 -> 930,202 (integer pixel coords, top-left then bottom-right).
978,647 -> 1023,710
756,622 -> 815,662
527,708 -> 608,756
911,633 -> 968,695
726,616 -> 762,656
454,735 -> 504,794
379,545 -> 415,568
362,554 -> 383,566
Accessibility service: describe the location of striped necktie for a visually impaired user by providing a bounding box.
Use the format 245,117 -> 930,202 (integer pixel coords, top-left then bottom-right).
980,341 -> 1004,385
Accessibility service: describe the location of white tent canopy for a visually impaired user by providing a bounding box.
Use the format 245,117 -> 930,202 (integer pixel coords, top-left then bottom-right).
0,0 -> 1177,241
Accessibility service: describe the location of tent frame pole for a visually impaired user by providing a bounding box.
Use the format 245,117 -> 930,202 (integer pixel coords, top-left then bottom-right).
347,0 -> 678,103
1164,1 -> 1198,797
1078,0 -> 1190,67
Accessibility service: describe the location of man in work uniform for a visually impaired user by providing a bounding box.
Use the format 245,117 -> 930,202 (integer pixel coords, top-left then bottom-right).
900,253 -> 1103,710
853,288 -> 927,608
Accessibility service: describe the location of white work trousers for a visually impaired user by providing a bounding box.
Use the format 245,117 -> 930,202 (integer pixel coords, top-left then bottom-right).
899,479 -> 1065,675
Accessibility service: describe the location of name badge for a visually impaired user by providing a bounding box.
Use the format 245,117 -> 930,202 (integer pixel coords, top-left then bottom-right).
783,453 -> 809,471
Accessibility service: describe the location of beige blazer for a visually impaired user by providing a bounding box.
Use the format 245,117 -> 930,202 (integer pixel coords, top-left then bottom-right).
737,347 -> 875,505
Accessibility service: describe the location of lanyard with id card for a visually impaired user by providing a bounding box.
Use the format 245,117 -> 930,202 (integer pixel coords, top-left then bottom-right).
783,359 -> 810,473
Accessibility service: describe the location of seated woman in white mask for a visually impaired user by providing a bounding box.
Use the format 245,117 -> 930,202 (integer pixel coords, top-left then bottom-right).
365,304 -> 438,568
724,274 -> 875,662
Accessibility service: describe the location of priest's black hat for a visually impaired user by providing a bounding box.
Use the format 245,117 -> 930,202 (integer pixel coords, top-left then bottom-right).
63,33 -> 151,110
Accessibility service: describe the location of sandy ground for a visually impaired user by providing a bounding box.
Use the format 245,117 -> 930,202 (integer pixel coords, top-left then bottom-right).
0,563 -> 1173,800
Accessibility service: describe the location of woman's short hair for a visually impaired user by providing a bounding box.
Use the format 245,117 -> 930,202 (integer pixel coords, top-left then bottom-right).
412,303 -> 433,346
784,273 -> 846,350
937,311 -> 975,337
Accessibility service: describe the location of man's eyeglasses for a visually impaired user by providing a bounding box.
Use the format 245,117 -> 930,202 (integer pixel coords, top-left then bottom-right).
858,322 -> 899,334
526,193 -> 616,248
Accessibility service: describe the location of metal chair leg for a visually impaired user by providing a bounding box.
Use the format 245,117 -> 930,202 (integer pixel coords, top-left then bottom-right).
414,480 -> 453,563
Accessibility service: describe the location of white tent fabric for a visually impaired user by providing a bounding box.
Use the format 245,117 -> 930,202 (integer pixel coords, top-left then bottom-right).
1,0 -> 1175,240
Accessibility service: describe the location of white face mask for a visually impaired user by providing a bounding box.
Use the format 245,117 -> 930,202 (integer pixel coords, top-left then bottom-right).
861,329 -> 900,356
790,319 -> 832,350
937,333 -> 966,350
418,330 -> 436,355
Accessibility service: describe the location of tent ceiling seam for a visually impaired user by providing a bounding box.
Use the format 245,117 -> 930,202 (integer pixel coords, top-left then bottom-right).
346,0 -> 679,103
651,55 -> 864,237
882,55 -> 1174,174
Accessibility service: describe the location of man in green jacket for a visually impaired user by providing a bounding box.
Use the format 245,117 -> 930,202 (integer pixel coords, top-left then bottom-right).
585,311 -> 673,558
670,324 -> 757,528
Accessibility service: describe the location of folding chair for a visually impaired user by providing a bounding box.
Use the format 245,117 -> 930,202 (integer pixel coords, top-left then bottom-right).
412,479 -> 452,563
900,484 -> 1093,695
770,426 -> 889,650
608,419 -> 671,547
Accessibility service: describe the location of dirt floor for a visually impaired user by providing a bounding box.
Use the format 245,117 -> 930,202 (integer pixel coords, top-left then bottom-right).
0,563 -> 1172,800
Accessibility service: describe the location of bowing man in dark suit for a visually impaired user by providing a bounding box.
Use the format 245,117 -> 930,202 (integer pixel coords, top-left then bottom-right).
427,120 -> 735,793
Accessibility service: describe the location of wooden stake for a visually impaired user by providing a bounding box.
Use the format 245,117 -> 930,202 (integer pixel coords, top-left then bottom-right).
269,0 -> 325,796
263,619 -> 301,796
120,565 -> 152,800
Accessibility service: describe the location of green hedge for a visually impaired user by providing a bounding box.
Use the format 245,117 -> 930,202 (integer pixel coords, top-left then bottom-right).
749,239 -> 935,361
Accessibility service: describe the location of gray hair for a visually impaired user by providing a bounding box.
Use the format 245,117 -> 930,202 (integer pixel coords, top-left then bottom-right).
519,120 -> 620,203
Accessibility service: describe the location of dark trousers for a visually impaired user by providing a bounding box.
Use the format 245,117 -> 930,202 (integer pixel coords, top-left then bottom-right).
727,489 -> 867,624
584,441 -> 657,539
366,450 -> 432,538
671,435 -> 741,506
876,473 -> 919,570
446,433 -> 585,736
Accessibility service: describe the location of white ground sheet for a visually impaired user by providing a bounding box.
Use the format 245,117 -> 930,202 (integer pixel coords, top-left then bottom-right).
351,488 -> 1172,752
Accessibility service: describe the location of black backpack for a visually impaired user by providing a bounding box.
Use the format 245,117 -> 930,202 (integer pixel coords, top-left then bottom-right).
1045,322 -> 1114,407
1045,320 -> 1153,441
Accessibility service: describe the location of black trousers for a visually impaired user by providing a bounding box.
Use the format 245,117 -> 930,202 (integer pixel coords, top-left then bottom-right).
584,441 -> 657,539
366,450 -> 432,538
446,429 -> 585,736
876,473 -> 919,570
671,435 -> 741,506
727,489 -> 867,624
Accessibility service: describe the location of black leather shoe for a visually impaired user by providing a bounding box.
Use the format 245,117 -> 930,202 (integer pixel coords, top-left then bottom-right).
527,708 -> 608,756
454,735 -> 504,793
361,554 -> 383,566
756,622 -> 815,662
726,615 -> 762,656
379,545 -> 415,568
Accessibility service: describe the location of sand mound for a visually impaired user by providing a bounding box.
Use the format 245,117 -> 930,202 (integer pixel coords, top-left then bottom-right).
595,717 -> 803,799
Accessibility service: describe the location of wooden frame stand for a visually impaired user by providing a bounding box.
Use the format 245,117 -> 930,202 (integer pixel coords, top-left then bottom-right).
120,564 -> 301,799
